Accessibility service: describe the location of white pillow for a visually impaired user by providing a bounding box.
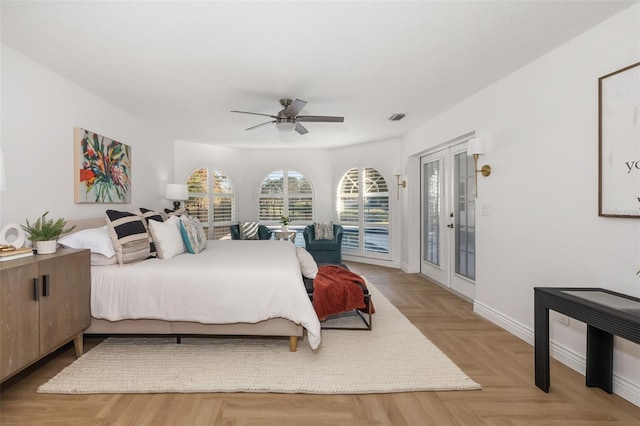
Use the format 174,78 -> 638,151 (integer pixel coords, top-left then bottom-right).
296,247 -> 318,279
148,216 -> 186,259
58,226 -> 116,258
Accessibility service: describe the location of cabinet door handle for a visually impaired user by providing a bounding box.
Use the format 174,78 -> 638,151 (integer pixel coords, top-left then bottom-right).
33,278 -> 39,301
42,274 -> 50,297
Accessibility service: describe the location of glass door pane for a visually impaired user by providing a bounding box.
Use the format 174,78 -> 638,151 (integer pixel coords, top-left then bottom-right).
453,152 -> 475,281
421,151 -> 449,287
423,160 -> 441,266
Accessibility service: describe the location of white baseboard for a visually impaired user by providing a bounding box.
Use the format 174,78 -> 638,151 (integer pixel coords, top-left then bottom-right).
342,256 -> 419,273
342,255 -> 399,269
400,262 -> 419,273
473,301 -> 640,407
473,301 -> 532,344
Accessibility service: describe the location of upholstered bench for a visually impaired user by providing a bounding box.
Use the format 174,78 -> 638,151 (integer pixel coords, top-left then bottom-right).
303,264 -> 372,330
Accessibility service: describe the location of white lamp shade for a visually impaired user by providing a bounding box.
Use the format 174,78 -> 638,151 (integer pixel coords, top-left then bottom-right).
165,183 -> 188,201
276,120 -> 296,132
0,149 -> 7,192
467,137 -> 485,156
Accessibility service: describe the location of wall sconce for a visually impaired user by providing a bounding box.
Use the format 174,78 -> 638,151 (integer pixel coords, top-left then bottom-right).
393,167 -> 406,200
466,137 -> 491,197
165,183 -> 188,210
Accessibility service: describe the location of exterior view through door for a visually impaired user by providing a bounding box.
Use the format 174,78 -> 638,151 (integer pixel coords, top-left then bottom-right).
421,141 -> 476,301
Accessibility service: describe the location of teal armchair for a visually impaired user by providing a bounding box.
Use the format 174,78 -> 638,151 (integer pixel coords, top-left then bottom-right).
303,224 -> 344,264
229,224 -> 273,240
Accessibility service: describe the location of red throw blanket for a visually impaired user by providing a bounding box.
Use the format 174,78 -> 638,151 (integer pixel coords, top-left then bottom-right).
312,265 -> 375,320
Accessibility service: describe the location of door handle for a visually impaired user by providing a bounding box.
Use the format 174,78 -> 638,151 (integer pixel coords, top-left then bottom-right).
42,274 -> 50,297
33,278 -> 39,301
447,224 -> 454,229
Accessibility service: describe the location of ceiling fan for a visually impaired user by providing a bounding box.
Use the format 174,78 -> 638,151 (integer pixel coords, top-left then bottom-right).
231,98 -> 344,135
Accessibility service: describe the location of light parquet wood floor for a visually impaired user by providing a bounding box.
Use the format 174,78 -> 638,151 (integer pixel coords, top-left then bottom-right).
1,262 -> 639,425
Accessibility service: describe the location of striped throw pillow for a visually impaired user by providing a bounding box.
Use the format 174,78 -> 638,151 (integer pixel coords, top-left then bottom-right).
138,208 -> 163,258
105,210 -> 151,265
239,222 -> 260,240
164,208 -> 186,218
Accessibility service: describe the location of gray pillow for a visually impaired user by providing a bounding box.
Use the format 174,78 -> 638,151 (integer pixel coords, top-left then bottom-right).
314,222 -> 334,240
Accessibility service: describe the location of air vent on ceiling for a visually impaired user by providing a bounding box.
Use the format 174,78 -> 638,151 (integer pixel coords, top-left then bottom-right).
388,113 -> 406,121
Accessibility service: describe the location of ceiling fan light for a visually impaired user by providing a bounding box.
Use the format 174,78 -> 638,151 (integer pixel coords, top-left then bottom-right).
276,120 -> 296,132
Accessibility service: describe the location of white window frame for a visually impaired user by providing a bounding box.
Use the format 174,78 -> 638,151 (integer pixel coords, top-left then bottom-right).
185,166 -> 235,240
258,168 -> 314,226
336,166 -> 391,260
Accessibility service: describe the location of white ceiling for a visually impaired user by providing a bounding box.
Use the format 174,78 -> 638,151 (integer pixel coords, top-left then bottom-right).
1,1 -> 636,149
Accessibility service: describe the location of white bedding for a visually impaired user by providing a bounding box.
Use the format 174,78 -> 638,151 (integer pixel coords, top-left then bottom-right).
91,240 -> 321,349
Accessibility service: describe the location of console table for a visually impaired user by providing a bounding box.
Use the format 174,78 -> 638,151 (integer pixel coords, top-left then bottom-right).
534,287 -> 640,393
274,230 -> 296,243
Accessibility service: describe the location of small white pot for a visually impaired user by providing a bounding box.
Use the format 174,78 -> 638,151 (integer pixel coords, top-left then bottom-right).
282,225 -> 288,232
35,240 -> 57,255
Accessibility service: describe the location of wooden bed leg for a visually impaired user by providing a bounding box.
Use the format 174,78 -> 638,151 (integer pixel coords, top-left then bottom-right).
289,336 -> 298,352
73,333 -> 84,358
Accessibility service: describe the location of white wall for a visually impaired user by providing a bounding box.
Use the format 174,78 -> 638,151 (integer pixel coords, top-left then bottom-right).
402,4 -> 640,405
0,45 -> 174,229
173,140 -> 334,221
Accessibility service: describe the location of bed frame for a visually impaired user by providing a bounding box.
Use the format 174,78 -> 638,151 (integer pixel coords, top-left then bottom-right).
70,217 -> 304,352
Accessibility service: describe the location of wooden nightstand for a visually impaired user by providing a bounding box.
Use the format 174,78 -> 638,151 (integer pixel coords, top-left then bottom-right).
0,248 -> 91,382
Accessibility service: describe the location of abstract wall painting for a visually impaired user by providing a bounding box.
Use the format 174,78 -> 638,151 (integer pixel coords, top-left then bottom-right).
598,62 -> 640,218
74,128 -> 131,204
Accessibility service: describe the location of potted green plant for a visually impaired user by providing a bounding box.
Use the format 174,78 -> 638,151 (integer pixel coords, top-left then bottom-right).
280,215 -> 290,232
21,211 -> 76,254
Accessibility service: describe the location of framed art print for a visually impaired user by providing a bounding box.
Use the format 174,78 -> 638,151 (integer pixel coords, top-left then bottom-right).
598,61 -> 640,218
74,127 -> 131,204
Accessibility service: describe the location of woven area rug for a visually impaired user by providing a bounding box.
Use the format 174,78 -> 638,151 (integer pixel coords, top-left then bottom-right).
38,280 -> 481,394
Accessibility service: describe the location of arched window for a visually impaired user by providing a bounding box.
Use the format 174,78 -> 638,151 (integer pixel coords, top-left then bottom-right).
337,167 -> 390,258
259,169 -> 313,244
185,166 -> 235,240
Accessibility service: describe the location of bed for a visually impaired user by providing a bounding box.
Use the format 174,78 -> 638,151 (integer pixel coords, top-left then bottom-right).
68,218 -> 321,351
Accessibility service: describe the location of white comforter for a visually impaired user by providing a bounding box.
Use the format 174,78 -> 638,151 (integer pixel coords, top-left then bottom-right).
91,240 -> 321,349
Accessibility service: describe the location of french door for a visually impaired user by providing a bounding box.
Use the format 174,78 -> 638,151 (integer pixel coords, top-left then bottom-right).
420,143 -> 476,300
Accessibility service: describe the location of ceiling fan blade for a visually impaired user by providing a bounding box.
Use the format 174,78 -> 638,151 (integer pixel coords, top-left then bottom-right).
231,110 -> 278,119
295,122 -> 309,135
284,99 -> 307,117
296,115 -> 344,123
246,120 -> 276,131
